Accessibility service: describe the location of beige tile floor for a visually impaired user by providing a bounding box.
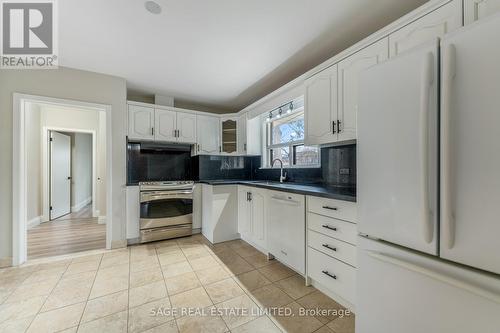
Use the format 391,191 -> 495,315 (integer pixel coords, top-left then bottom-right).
0,234 -> 355,333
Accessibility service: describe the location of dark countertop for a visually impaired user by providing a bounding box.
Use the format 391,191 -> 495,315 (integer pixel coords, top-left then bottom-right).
197,180 -> 356,202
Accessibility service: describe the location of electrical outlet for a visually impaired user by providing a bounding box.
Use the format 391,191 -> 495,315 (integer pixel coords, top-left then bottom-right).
339,168 -> 350,175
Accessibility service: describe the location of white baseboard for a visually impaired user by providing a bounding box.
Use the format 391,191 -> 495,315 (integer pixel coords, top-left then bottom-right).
98,216 -> 106,224
71,197 -> 92,212
27,216 -> 42,229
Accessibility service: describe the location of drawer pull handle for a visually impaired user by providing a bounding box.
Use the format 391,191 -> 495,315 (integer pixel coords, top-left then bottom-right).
322,244 -> 337,252
322,206 -> 338,211
322,224 -> 337,231
322,270 -> 337,280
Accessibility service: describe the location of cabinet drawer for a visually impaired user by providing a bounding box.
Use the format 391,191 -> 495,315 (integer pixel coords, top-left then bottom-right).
307,196 -> 357,222
308,230 -> 356,267
308,213 -> 357,245
308,247 -> 356,304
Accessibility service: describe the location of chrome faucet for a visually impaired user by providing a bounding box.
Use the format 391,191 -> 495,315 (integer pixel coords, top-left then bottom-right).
272,159 -> 287,183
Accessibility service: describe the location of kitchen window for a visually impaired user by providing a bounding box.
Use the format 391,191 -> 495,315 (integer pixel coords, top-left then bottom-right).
264,98 -> 320,168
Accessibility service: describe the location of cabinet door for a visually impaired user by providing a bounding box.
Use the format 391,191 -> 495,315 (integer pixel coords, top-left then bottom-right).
196,115 -> 220,154
465,0 -> 500,24
221,118 -> 237,154
338,38 -> 388,142
389,0 -> 462,57
177,112 -> 197,144
250,189 -> 267,249
154,108 -> 177,142
304,64 -> 338,145
237,114 -> 247,154
237,187 -> 251,236
128,105 -> 154,141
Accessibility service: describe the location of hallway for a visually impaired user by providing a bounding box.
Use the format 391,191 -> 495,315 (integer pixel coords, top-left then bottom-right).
27,205 -> 106,260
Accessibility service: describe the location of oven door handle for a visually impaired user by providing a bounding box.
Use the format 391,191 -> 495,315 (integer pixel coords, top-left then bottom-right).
140,191 -> 193,202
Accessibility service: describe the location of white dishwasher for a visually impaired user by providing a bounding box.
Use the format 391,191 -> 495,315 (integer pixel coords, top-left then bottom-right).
267,190 -> 305,275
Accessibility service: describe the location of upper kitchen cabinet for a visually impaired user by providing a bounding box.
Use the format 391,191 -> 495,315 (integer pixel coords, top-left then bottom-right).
338,37 -> 389,142
221,117 -> 238,154
464,0 -> 500,24
304,64 -> 338,145
176,112 -> 197,144
196,114 -> 220,154
237,113 -> 247,154
128,104 -> 155,141
154,108 -> 177,142
389,0 -> 462,57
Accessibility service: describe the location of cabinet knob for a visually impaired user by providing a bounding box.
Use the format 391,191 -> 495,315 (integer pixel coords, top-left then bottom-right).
322,244 -> 337,252
322,224 -> 337,231
322,206 -> 338,211
332,121 -> 336,134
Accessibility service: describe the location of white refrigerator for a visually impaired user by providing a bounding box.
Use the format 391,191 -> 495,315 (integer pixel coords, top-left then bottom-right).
357,13 -> 500,333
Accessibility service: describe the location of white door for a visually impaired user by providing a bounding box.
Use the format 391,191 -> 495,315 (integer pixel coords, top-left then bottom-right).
128,105 -> 154,141
177,112 -> 197,143
197,115 -> 220,154
464,0 -> 500,24
357,237 -> 500,333
237,186 -> 251,236
440,16 -> 500,275
237,114 -> 247,154
389,0 -> 462,57
338,38 -> 388,142
155,108 -> 177,142
304,64 -> 338,145
50,131 -> 71,220
250,189 -> 267,249
358,40 -> 439,255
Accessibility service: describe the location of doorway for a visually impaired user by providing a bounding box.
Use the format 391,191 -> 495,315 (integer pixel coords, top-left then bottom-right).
13,94 -> 112,265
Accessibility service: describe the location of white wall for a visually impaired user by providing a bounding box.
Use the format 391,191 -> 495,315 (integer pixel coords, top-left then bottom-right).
70,133 -> 92,211
25,103 -> 42,225
0,67 -> 127,266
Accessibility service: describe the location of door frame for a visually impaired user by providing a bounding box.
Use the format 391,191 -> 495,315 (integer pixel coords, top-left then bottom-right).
44,128 -> 97,222
12,93 -> 113,266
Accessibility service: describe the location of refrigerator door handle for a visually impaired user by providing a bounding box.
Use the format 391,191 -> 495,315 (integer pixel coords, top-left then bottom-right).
420,51 -> 434,244
442,43 -> 457,249
366,251 -> 500,304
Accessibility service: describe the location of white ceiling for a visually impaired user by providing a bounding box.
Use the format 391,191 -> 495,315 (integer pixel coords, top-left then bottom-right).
59,0 -> 428,112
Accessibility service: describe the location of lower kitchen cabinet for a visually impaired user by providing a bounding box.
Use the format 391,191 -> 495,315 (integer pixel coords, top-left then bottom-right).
126,186 -> 140,240
267,190 -> 306,275
237,186 -> 268,251
306,195 -> 357,310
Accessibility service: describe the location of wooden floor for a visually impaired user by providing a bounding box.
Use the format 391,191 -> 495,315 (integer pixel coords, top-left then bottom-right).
28,205 -> 106,259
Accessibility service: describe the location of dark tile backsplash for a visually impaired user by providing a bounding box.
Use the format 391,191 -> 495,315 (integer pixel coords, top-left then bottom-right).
128,141 -> 356,188
195,144 -> 356,187
192,155 -> 259,180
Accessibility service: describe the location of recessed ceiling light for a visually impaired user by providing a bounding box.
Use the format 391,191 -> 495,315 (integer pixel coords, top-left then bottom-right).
144,1 -> 162,14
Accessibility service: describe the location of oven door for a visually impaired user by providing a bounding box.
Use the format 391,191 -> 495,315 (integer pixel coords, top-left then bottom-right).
140,190 -> 193,229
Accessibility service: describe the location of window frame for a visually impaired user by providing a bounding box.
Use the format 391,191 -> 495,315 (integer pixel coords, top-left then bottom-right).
263,108 -> 320,169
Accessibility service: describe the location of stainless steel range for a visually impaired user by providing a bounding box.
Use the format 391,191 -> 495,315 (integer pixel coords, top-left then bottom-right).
139,181 -> 194,243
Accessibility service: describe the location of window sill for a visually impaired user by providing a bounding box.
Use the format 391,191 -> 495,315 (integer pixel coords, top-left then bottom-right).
259,165 -> 321,170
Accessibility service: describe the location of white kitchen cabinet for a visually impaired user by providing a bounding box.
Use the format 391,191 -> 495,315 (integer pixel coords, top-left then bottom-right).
196,114 -> 220,154
221,117 -> 238,154
126,186 -> 140,239
192,183 -> 202,231
304,64 -> 338,145
238,186 -> 268,250
338,38 -> 389,142
154,108 -> 177,142
267,190 -> 306,274
464,0 -> 500,24
237,113 -> 247,154
128,105 -> 155,141
237,186 -> 251,236
389,0 -> 462,57
177,112 -> 197,143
